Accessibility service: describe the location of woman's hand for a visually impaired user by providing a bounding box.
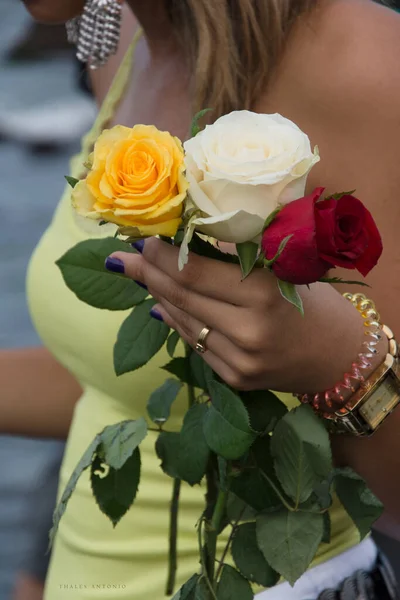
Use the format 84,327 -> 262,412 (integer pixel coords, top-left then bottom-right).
109,238 -> 366,394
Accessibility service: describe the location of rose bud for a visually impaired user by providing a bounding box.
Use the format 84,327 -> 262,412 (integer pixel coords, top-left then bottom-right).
262,187 -> 382,285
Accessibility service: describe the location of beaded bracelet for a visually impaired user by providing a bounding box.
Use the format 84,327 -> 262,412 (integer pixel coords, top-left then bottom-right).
296,293 -> 382,415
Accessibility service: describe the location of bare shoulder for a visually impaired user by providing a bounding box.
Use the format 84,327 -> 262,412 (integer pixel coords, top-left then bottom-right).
265,0 -> 400,184
297,0 -> 400,118
269,0 -> 400,330
90,4 -> 139,106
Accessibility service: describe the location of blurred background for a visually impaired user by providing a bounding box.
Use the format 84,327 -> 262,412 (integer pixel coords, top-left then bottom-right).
0,0 -> 95,598
0,0 -> 399,599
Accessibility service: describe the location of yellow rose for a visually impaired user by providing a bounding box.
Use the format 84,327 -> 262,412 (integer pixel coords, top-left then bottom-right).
72,124 -> 188,237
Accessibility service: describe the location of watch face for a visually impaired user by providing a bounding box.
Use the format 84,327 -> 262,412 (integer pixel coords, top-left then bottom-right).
359,371 -> 400,430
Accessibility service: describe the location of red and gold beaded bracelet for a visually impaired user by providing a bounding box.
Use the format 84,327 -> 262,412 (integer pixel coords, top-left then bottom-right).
296,293 -> 400,436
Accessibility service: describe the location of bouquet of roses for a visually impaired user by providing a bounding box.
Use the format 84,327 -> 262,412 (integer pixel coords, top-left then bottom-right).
54,110 -> 383,598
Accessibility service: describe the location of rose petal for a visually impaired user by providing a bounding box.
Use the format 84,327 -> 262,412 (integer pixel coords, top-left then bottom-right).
184,111 -> 320,243
315,194 -> 382,275
192,210 -> 265,243
353,206 -> 383,276
262,188 -> 330,284
71,180 -> 100,218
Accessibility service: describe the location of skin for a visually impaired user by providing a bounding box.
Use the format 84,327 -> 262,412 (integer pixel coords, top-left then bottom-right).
21,0 -> 400,529
13,574 -> 47,600
2,350 -> 81,600
21,0 -> 84,22
0,348 -> 80,438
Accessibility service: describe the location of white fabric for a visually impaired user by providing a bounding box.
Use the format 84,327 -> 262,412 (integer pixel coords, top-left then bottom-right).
256,538 -> 378,600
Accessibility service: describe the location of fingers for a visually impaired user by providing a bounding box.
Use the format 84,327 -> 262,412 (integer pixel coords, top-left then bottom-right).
136,238 -> 278,308
109,248 -> 251,342
153,299 -> 270,391
105,245 -> 273,391
151,302 -> 253,391
155,296 -> 243,368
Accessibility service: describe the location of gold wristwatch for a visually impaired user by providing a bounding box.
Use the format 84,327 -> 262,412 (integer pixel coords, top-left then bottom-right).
328,325 -> 400,437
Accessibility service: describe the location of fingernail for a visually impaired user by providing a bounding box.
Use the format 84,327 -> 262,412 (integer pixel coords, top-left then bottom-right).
150,307 -> 164,322
134,280 -> 148,290
105,256 -> 125,274
132,240 -> 145,254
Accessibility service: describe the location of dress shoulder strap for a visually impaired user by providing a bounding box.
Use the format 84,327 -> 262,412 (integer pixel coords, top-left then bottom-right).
80,28 -> 143,161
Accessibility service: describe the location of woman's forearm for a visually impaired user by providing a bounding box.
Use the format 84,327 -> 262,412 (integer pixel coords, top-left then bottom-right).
0,347 -> 81,438
331,326 -> 400,519
332,406 -> 400,522
330,331 -> 400,521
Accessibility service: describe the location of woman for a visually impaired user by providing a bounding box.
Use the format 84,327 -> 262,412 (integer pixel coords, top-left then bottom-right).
14,0 -> 400,598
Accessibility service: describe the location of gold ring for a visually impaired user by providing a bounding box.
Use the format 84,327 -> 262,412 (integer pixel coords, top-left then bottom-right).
195,327 -> 211,354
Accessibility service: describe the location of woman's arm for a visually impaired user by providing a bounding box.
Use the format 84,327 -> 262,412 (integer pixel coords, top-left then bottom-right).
292,0 -> 400,517
0,348 -> 81,438
105,3 -> 400,522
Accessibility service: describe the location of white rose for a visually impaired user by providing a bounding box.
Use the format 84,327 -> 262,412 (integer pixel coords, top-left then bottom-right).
183,110 -> 320,243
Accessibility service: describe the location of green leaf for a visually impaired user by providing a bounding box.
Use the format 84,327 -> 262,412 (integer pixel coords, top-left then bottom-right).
114,299 -> 170,375
319,277 -> 370,287
217,565 -> 254,600
174,229 -> 185,246
195,578 -> 212,600
226,493 -> 257,523
190,108 -> 212,137
147,379 -> 183,425
271,405 -> 332,505
218,457 -> 229,493
242,390 -> 288,434
156,406 -> 210,485
50,435 -> 101,546
189,234 -> 239,265
231,439 -> 281,513
263,206 -> 283,231
277,279 -> 304,315
313,479 -> 333,511
232,522 -> 279,587
56,237 -> 147,310
90,449 -> 141,526
322,511 -> 331,544
162,358 -> 194,386
252,435 -> 284,482
334,467 -> 384,540
65,175 -> 80,188
99,418 -> 148,470
162,355 -> 213,392
203,381 -> 256,460
231,469 -> 280,513
190,352 -> 214,391
172,575 -> 200,600
236,242 -> 259,280
264,235 -> 293,267
231,437 -> 281,513
167,330 -> 181,358
179,404 -> 210,485
256,509 -> 324,585
155,431 -> 181,479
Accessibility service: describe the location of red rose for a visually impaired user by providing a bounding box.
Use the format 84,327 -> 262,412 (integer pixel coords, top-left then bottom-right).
261,187 -> 382,285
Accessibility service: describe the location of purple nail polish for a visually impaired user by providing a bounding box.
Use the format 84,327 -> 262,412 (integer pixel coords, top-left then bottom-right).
150,307 -> 164,322
105,257 -> 125,274
134,280 -> 148,290
132,240 -> 145,254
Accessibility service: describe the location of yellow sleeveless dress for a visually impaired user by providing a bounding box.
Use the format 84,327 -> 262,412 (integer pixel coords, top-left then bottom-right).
27,33 -> 360,600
